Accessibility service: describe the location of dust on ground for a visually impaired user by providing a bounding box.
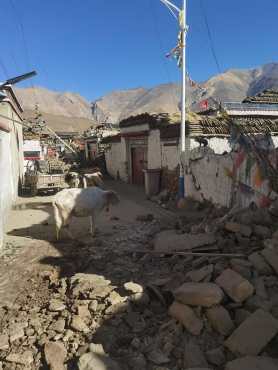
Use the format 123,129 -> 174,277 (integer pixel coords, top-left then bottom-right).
1,180 -> 278,370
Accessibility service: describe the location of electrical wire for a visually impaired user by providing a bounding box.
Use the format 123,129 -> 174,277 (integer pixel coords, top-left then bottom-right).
148,0 -> 180,111
199,0 -> 222,74
0,59 -> 9,80
9,0 -> 39,106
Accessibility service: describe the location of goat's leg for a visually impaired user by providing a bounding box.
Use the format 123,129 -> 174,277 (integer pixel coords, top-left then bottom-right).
90,215 -> 96,237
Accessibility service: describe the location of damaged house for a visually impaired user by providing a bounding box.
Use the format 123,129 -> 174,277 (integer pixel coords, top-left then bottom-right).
104,90 -> 278,209
0,85 -> 24,248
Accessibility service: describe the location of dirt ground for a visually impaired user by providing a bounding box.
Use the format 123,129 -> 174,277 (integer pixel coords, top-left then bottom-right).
1,180 -> 174,307
2,180 -> 278,370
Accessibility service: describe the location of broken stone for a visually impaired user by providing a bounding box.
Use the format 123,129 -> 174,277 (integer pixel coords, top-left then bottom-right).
229,259 -> 252,280
154,230 -> 216,253
6,351 -> 33,365
225,222 -> 252,237
71,315 -> 90,333
205,347 -> 226,366
225,356 -> 278,370
0,335 -> 9,350
77,305 -> 91,319
248,252 -> 272,275
9,324 -> 25,342
206,305 -> 235,336
184,340 -> 208,369
253,225 -> 271,239
128,354 -> 147,369
70,273 -> 111,298
174,282 -> 224,307
124,281 -> 143,294
254,277 -> 268,300
44,342 -> 67,370
89,343 -> 106,356
147,349 -> 170,365
215,268 -> 254,303
234,309 -> 251,326
225,309 -> 278,355
106,291 -> 126,306
48,299 -> 66,312
49,318 -> 65,333
88,300 -> 98,312
78,352 -> 121,370
186,265 -> 214,283
261,247 -> 278,275
168,301 -> 203,335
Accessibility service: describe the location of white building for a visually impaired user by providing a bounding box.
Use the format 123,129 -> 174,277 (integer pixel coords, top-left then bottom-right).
0,86 -> 24,248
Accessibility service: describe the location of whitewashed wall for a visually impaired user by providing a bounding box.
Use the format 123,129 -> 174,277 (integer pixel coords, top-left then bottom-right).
147,130 -> 161,169
161,142 -> 180,170
105,138 -> 128,181
187,152 -> 233,207
0,102 -> 24,249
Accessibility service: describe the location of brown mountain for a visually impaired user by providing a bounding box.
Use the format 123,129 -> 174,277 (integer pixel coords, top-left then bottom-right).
14,62 -> 278,131
92,63 -> 278,124
15,86 -> 94,133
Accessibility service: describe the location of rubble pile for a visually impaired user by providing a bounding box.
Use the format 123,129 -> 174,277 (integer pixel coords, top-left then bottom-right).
1,204 -> 278,369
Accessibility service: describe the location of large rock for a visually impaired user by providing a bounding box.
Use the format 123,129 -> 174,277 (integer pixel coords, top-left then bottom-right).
70,273 -> 112,298
205,347 -> 226,366
6,351 -> 33,365
248,252 -> 273,275
184,340 -> 208,369
78,352 -> 122,370
225,222 -> 252,237
225,309 -> 278,355
174,282 -> 224,307
215,269 -> 254,303
261,248 -> 278,275
225,356 -> 278,370
206,305 -> 235,336
0,335 -> 9,350
44,342 -> 67,370
186,265 -> 214,283
71,315 -> 90,333
154,230 -> 216,253
169,301 -> 203,335
49,299 -> 66,312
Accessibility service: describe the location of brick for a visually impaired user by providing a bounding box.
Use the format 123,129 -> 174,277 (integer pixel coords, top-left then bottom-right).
261,248 -> 278,275
184,340 -> 208,369
168,301 -> 203,336
225,309 -> 278,356
225,222 -> 252,237
174,282 -> 224,307
206,305 -> 235,336
215,268 -> 254,303
225,356 -> 278,370
248,252 -> 272,275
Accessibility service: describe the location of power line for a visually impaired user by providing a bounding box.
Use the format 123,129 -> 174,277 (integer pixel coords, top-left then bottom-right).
199,0 -> 222,74
0,59 -> 9,80
148,0 -> 180,110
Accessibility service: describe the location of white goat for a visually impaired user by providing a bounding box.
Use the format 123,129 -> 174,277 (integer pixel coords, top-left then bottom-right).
82,172 -> 103,188
66,172 -> 81,188
53,187 -> 119,240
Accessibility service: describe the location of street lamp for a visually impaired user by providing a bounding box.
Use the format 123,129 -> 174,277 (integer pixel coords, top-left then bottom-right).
160,0 -> 188,199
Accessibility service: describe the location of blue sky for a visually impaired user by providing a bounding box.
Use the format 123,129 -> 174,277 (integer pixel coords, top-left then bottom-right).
1,0 -> 278,101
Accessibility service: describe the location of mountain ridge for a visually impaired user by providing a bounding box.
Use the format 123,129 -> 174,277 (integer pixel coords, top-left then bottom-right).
15,62 -> 278,131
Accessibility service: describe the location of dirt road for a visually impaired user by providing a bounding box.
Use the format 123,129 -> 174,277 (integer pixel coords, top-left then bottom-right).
1,180 -> 174,307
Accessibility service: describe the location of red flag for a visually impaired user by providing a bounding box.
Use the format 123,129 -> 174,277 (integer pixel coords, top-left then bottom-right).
200,99 -> 208,109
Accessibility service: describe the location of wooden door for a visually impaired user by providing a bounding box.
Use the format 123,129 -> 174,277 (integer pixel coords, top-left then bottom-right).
131,147 -> 146,185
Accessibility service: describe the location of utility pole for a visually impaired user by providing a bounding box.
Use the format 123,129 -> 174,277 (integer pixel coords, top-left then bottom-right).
160,0 -> 188,199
